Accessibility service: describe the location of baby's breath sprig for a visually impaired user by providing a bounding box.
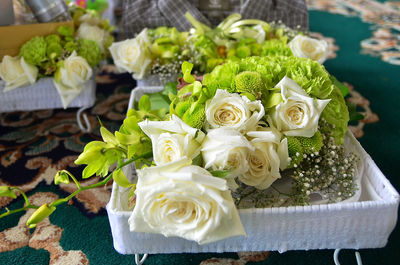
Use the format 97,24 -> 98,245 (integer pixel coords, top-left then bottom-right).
291,120 -> 358,204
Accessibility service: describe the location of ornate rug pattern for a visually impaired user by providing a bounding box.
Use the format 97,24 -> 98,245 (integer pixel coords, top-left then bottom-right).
307,0 -> 400,65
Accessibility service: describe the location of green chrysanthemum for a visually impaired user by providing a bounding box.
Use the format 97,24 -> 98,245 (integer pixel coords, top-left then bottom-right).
182,105 -> 206,129
19,36 -> 47,66
234,71 -> 264,94
297,131 -> 323,154
287,136 -> 304,167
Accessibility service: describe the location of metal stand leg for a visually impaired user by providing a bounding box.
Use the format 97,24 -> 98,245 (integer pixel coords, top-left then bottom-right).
76,106 -> 91,133
135,253 -> 148,265
334,249 -> 363,265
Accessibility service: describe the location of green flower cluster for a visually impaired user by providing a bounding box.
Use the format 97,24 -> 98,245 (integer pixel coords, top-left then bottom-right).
18,23 -> 104,77
202,55 -> 349,145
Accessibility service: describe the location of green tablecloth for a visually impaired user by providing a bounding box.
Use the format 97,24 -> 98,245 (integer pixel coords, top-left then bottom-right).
1,1 -> 399,264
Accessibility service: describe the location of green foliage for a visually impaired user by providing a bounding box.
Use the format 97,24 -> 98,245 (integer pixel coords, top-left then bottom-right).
19,36 -> 47,66
77,39 -> 102,67
0,186 -> 17,199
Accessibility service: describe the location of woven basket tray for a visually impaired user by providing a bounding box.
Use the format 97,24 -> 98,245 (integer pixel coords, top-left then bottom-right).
106,87 -> 399,254
0,77 -> 96,112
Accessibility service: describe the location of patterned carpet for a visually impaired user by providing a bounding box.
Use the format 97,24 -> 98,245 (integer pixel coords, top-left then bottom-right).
1,1 -> 399,264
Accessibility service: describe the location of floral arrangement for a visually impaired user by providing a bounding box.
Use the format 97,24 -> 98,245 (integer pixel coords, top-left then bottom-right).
0,52 -> 361,245
110,13 -> 329,82
0,5 -> 114,108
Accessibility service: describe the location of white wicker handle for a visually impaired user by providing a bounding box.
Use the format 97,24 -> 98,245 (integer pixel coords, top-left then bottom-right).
135,253 -> 148,265
334,249 -> 362,265
76,106 -> 91,133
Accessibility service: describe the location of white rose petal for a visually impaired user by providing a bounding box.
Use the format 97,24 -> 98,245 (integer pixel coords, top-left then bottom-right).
201,128 -> 254,190
53,51 -> 93,108
240,142 -> 280,189
205,89 -> 265,133
272,76 -> 330,137
0,56 -> 38,92
109,29 -> 152,79
289,35 -> 329,63
77,22 -> 106,51
79,13 -> 103,26
138,115 -> 205,165
129,157 -> 246,245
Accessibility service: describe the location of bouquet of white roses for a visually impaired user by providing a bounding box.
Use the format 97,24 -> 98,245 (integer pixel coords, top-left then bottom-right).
109,13 -> 329,83
1,53 -> 361,246
0,6 -> 114,108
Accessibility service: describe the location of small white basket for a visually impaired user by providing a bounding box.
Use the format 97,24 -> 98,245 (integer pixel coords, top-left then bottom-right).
106,87 -> 399,254
136,74 -> 178,87
0,77 -> 96,112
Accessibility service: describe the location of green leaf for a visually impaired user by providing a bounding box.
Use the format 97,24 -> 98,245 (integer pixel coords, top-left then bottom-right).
0,186 -> 17,199
210,170 -> 231,178
148,93 -> 171,110
330,76 -> 349,97
112,169 -> 133,188
54,170 -> 70,185
263,92 -> 282,109
138,95 -> 151,111
182,61 -> 195,83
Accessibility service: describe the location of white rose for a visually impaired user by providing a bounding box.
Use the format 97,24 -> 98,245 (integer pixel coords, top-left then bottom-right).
0,56 -> 38,92
138,115 -> 205,165
109,28 -> 152,79
129,157 -> 246,245
240,127 -> 288,189
77,22 -> 106,51
201,128 -> 254,190
205,89 -> 265,133
78,13 -> 103,26
271,76 -> 330,137
289,35 -> 329,63
53,51 -> 93,108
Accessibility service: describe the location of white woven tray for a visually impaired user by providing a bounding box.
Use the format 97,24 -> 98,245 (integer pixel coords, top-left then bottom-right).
0,77 -> 96,112
136,74 -> 178,87
106,87 -> 399,254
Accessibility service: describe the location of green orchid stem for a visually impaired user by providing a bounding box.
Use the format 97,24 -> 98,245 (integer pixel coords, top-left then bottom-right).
50,151 -> 153,208
0,205 -> 39,219
67,172 -> 81,189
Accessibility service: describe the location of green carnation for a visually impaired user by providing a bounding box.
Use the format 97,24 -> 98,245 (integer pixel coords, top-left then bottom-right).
19,36 -> 47,66
78,39 -> 102,67
320,86 -> 349,145
282,56 -> 334,99
261,39 -> 293,57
